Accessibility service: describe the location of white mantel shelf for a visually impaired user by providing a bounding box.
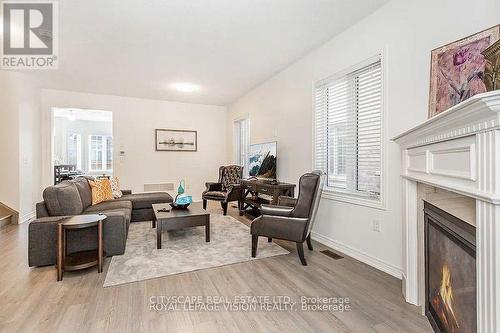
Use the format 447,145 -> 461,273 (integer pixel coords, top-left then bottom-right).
393,90 -> 500,333
394,90 -> 500,148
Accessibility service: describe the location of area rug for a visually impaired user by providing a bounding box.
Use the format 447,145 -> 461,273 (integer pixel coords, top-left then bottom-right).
103,214 -> 289,287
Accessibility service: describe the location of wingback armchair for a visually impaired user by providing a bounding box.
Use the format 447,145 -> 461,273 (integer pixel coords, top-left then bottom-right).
202,165 -> 243,215
250,170 -> 325,265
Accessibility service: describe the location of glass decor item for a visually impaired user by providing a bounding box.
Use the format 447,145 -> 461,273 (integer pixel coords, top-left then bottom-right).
172,180 -> 192,209
175,195 -> 192,205
177,179 -> 185,196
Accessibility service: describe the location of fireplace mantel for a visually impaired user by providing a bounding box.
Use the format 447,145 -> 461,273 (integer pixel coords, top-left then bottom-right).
394,90 -> 500,149
393,90 -> 500,333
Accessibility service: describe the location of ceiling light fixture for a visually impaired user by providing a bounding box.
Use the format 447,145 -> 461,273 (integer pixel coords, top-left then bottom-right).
169,82 -> 201,93
68,110 -> 76,121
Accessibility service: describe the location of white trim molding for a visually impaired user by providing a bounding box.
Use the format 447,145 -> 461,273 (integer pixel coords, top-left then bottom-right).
20,211 -> 36,223
311,231 -> 402,279
321,190 -> 387,210
393,90 -> 500,332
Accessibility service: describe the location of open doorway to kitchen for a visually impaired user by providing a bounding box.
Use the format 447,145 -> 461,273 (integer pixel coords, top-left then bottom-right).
52,108 -> 113,185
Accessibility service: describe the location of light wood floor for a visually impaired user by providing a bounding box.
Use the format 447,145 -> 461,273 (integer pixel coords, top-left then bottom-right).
0,202 -> 432,333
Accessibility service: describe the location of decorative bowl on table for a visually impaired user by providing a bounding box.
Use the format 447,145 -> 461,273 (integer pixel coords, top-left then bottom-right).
170,202 -> 190,209
170,194 -> 193,210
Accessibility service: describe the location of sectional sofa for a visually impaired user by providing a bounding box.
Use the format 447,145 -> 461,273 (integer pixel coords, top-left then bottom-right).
28,176 -> 172,267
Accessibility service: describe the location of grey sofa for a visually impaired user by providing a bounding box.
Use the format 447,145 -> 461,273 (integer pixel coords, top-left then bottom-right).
29,176 -> 173,267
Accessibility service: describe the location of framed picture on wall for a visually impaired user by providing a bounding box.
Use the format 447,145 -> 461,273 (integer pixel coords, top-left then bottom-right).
428,25 -> 500,118
155,129 -> 197,152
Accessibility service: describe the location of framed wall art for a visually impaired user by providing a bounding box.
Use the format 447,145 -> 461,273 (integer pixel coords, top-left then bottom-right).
155,129 -> 197,152
429,25 -> 500,118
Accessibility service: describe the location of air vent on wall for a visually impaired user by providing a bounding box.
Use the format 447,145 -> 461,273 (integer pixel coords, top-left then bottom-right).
144,183 -> 174,192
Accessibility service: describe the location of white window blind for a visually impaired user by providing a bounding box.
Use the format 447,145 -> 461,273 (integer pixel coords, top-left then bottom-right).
314,57 -> 382,201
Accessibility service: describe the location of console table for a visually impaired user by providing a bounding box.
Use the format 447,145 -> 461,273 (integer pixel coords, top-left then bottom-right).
239,179 -> 295,216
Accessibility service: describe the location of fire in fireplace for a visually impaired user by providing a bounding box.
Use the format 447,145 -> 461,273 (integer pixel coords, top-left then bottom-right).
424,202 -> 476,333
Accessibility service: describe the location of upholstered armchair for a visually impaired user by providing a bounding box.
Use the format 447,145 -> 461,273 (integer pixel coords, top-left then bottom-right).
251,171 -> 325,265
202,165 -> 243,215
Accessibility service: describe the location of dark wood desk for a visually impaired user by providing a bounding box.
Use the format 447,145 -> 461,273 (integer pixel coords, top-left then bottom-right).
239,179 -> 296,216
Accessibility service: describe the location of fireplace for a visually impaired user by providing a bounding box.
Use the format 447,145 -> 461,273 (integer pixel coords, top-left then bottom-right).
424,202 -> 476,333
394,91 -> 500,331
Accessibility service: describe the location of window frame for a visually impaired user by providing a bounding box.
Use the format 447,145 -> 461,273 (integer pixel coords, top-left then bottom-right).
233,116 -> 250,177
67,133 -> 82,170
88,134 -> 113,172
313,54 -> 387,210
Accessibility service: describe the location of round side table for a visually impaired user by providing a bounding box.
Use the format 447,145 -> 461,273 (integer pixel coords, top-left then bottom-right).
57,214 -> 107,281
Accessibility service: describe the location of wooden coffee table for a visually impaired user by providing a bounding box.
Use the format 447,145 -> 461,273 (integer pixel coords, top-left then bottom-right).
152,202 -> 210,249
57,214 -> 106,281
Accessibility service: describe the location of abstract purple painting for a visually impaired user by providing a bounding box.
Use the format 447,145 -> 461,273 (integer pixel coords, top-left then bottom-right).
429,26 -> 499,118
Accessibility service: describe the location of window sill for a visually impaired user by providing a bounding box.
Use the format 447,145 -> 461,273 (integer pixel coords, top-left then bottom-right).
321,190 -> 386,210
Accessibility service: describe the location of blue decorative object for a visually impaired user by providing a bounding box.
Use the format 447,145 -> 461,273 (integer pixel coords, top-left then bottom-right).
172,180 -> 192,209
176,195 -> 192,205
177,179 -> 185,195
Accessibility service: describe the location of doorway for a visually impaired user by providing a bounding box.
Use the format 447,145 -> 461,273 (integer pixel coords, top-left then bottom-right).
52,108 -> 113,184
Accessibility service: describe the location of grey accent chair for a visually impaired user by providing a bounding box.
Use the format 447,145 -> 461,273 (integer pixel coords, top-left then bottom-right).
202,165 -> 243,215
250,170 -> 325,265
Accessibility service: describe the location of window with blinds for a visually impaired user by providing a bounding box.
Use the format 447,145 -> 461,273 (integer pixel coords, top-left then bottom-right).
314,57 -> 382,201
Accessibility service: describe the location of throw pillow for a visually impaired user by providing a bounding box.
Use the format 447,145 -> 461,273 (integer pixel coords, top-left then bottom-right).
88,178 -> 114,205
110,177 -> 123,198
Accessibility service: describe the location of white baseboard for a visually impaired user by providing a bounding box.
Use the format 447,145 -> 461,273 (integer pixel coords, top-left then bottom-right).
20,211 -> 35,223
311,231 -> 402,279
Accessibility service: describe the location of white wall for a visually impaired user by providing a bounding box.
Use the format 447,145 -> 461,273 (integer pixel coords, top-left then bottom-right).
227,0 -> 500,277
41,90 -> 227,200
0,71 -> 42,221
0,72 -> 21,213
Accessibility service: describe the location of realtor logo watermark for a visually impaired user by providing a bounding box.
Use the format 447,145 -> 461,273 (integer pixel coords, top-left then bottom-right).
1,1 -> 58,69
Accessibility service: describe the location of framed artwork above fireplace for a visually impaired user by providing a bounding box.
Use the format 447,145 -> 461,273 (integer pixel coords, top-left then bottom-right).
428,25 -> 500,118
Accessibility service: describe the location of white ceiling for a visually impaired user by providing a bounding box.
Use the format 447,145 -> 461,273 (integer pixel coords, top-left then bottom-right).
34,0 -> 389,105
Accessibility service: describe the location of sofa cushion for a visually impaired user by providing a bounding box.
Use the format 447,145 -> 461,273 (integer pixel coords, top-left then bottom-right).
36,202 -> 50,218
203,191 -> 227,199
84,208 -> 131,224
84,200 -> 132,213
43,181 -> 83,216
85,208 -> 131,237
117,192 -> 173,210
73,177 -> 93,210
28,216 -> 68,267
110,177 -> 123,198
89,178 -> 114,205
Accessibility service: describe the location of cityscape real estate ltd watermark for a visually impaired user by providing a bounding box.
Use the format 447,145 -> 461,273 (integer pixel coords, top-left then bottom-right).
1,0 -> 58,69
